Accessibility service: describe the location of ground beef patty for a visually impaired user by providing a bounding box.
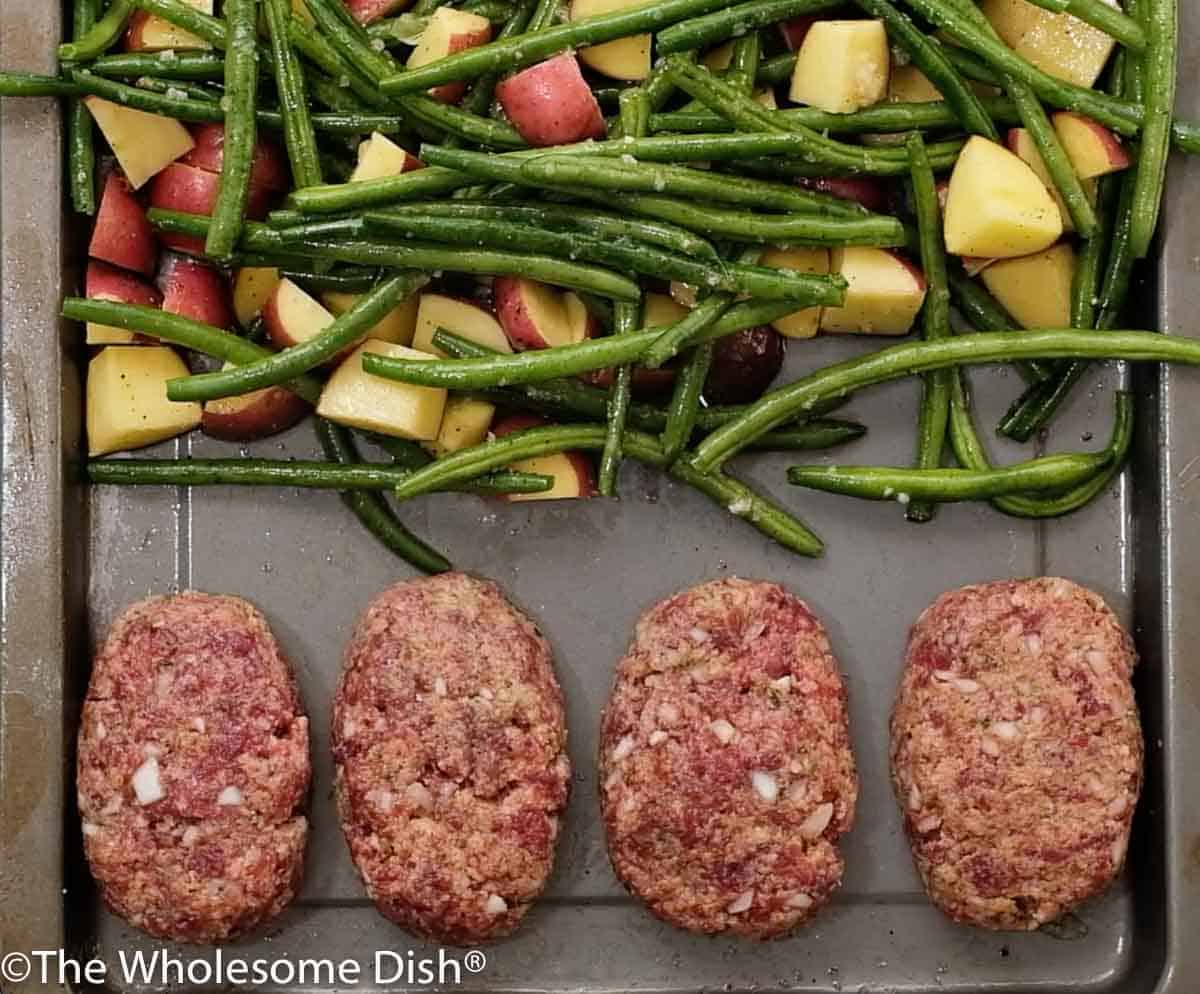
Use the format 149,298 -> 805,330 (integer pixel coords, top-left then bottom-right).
600,578 -> 857,938
333,573 -> 570,945
77,593 -> 310,943
891,577 -> 1142,931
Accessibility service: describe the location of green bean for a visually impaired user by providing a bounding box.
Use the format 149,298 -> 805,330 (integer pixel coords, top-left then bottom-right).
950,380 -> 1133,518
904,134 -> 952,524
367,12 -> 428,45
69,69 -> 225,121
1072,183 -> 1111,328
60,0 -> 134,62
649,96 -> 1022,136
205,0 -> 258,261
664,57 -> 966,177
947,270 -> 1054,384
0,72 -> 79,98
596,88 -> 651,497
852,0 -> 997,140
1005,76 -> 1097,237
643,293 -> 737,369
1022,0 -> 1146,49
752,420 -> 866,451
379,0 -> 759,94
597,193 -> 906,247
1128,0 -> 1176,257
68,0 -> 100,217
516,154 -> 872,216
895,0 -> 1141,136
283,236 -> 642,299
366,293 -> 809,389
1097,171 -> 1140,328
725,32 -> 761,95
134,74 -> 222,102
62,297 -> 323,404
304,0 -> 402,86
361,212 -> 843,301
87,457 -> 553,495
689,330 -> 1200,472
315,419 -> 452,574
452,0 -> 538,147
657,0 -> 839,54
126,0 -> 225,45
527,0 -> 561,32
376,201 -> 720,261
288,167 -> 476,213
281,267 -> 382,293
384,423 -> 826,556
788,451 -> 1111,502
89,51 -> 226,79
662,344 -> 714,464
265,0 -> 323,190
168,274 -> 426,403
997,182 -> 1121,442
286,16 -> 387,108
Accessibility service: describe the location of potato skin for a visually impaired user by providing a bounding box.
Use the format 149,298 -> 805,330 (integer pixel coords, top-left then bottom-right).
704,326 -> 785,405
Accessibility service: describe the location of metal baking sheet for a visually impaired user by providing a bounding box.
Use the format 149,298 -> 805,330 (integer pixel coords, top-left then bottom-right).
2,2 -> 1198,991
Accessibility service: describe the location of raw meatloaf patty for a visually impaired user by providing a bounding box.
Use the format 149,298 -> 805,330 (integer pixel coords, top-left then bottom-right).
333,573 -> 570,945
891,578 -> 1142,930
77,593 -> 310,943
600,578 -> 858,938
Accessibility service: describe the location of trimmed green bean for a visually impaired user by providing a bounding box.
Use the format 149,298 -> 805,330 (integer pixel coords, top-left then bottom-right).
1005,77 -> 1097,237
283,236 -> 642,300
127,0 -> 226,45
368,295 -> 808,390
376,201 -> 720,261
649,96 -> 1022,136
205,0 -> 258,261
62,297 -> 323,404
1128,0 -> 1176,257
657,0 -> 839,54
851,0 -> 997,140
666,57 -> 959,175
362,212 -> 843,301
289,167 -> 474,213
662,344 -> 714,463
266,0 -> 323,190
134,75 -> 222,102
286,15 -> 387,109
515,154 -> 873,216
0,73 -> 80,97
304,0 -> 401,86
905,134 -> 952,524
89,51 -> 226,79
59,0 -> 134,62
69,0 -> 100,216
690,330 -> 1200,472
950,380 -> 1133,519
1023,0 -> 1146,49
315,419 -> 452,574
896,0 -> 1142,136
787,452 -> 1110,502
946,269 -> 1054,384
70,68 -> 225,121
378,0 -> 764,94
167,274 -> 427,402
281,267 -> 382,293
87,457 -> 553,495
643,293 -> 737,369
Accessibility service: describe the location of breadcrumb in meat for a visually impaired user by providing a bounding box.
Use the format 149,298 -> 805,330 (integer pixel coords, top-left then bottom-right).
333,573 -> 570,945
890,577 -> 1142,930
77,593 -> 310,944
600,578 -> 858,938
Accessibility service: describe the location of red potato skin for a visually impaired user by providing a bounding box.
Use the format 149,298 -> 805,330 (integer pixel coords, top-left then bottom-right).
87,260 -> 163,310
90,172 -> 158,276
183,123 -> 290,195
581,366 -> 678,397
148,163 -> 221,254
779,15 -> 820,50
492,413 -> 598,499
800,176 -> 890,213
202,388 -> 310,442
261,282 -> 356,366
494,276 -> 552,351
157,254 -> 234,329
429,26 -> 494,105
703,326 -> 785,405
344,0 -> 409,24
496,54 -> 607,147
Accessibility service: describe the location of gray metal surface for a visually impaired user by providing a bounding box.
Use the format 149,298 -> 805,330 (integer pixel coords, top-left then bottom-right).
1,1 -> 1198,991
